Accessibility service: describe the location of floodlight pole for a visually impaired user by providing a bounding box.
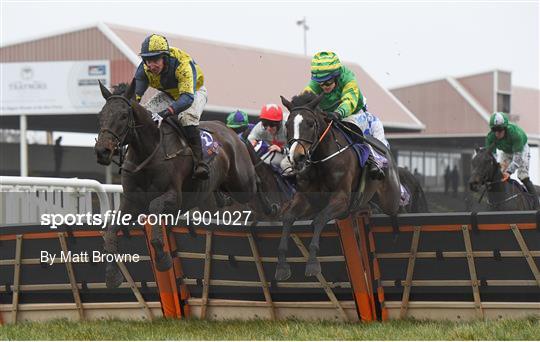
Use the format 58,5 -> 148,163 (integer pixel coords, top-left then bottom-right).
297,17 -> 309,56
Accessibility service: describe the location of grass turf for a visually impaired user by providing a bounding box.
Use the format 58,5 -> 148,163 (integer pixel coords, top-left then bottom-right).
1,316 -> 539,340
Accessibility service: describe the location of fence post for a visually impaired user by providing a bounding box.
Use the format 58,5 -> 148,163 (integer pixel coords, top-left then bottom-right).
143,220 -> 182,318
336,216 -> 375,321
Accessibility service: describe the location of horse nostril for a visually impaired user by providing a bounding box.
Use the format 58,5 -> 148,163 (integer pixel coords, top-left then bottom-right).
95,145 -> 108,156
294,154 -> 306,164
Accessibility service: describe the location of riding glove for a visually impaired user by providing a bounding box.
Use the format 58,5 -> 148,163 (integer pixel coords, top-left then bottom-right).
328,111 -> 341,122
151,108 -> 173,127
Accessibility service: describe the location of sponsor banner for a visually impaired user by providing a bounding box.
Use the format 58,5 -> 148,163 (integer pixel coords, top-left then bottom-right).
1,60 -> 110,115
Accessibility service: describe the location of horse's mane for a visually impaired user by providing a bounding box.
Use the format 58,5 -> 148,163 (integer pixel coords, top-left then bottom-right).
112,83 -> 129,95
291,92 -> 318,107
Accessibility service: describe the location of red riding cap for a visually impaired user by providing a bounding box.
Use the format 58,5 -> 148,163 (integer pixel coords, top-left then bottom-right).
259,104 -> 283,122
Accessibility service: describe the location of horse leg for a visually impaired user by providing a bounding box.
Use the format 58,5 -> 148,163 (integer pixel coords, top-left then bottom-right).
104,195 -> 142,288
148,190 -> 177,272
305,192 -> 348,277
103,223 -> 124,288
256,177 -> 279,216
275,193 -> 312,281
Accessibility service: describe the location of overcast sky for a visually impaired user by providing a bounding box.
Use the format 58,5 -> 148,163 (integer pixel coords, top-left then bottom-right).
2,0 -> 539,90
1,1 -> 538,146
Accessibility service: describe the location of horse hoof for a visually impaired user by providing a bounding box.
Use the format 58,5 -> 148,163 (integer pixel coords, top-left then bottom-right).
105,263 -> 124,289
156,253 -> 173,272
305,259 -> 321,277
275,263 -> 291,281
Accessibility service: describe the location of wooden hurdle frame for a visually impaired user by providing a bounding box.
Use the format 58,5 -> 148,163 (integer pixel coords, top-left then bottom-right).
0,230 -> 161,324
1,211 -> 539,324
365,214 -> 540,321
165,226 -> 359,321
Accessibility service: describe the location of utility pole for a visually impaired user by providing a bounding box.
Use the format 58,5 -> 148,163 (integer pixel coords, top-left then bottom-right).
296,17 -> 309,56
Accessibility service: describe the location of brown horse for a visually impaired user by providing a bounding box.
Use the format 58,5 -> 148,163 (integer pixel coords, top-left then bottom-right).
396,167 -> 428,213
275,93 -> 402,280
468,146 -> 537,210
95,80 -> 257,288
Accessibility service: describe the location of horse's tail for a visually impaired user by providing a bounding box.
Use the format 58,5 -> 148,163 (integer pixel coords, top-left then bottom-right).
398,167 -> 429,213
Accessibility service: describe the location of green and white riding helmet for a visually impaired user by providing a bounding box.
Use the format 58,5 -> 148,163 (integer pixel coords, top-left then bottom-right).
489,112 -> 509,130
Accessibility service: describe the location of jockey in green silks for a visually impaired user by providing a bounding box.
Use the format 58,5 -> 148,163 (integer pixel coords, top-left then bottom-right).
486,112 -> 539,208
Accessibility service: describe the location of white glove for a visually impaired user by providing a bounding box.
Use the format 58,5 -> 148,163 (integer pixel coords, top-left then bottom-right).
151,112 -> 163,127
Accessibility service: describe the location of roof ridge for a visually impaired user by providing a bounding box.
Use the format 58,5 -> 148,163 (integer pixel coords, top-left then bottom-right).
446,77 -> 491,122
1,22 -> 100,48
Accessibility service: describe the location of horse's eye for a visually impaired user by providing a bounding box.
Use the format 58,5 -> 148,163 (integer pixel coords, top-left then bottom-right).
307,121 -> 314,127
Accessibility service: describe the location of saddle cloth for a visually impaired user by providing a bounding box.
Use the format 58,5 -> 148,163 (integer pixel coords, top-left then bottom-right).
335,125 -> 410,207
199,129 -> 220,161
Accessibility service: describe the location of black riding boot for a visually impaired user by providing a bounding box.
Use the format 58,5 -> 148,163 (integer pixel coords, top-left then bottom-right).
522,177 -> 540,209
367,152 -> 385,180
185,125 -> 210,180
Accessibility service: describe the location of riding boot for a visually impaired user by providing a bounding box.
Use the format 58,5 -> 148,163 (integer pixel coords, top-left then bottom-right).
185,125 -> 210,180
522,177 -> 540,209
367,152 -> 385,180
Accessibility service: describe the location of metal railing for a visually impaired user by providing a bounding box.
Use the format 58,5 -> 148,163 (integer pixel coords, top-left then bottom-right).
0,176 -> 122,225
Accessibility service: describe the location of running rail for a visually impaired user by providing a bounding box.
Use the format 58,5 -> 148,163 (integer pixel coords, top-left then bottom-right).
0,176 -> 122,216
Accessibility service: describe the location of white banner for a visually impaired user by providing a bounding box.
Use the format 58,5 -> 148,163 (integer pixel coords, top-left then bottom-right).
0,60 -> 110,115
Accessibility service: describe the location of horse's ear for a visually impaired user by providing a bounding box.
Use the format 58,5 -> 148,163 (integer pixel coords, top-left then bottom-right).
307,93 -> 324,109
280,96 -> 293,111
124,78 -> 136,100
99,80 -> 112,100
474,144 -> 480,153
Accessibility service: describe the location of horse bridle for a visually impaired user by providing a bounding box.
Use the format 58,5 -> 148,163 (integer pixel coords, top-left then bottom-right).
287,106 -> 321,157
475,150 -> 518,206
97,94 -> 164,173
287,106 -> 353,165
98,95 -> 141,148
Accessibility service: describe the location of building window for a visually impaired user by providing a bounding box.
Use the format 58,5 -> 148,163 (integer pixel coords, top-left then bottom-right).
397,150 -> 411,171
497,93 -> 511,113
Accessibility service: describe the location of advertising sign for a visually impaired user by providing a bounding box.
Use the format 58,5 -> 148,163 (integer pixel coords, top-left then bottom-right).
0,60 -> 110,115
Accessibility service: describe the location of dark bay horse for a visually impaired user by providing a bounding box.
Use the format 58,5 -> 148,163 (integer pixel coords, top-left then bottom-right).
396,166 -> 429,213
245,148 -> 427,217
468,146 -> 536,210
95,80 -> 257,288
275,93 -> 402,280
244,146 -> 295,220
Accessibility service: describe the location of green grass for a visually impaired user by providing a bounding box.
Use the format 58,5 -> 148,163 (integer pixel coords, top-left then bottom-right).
1,316 -> 539,340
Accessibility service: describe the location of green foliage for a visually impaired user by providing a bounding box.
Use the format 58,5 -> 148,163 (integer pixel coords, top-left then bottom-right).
0,316 -> 538,340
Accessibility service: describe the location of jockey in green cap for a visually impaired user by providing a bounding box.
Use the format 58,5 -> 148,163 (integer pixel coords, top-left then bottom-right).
303,51 -> 384,180
486,112 -> 539,208
226,109 -> 254,140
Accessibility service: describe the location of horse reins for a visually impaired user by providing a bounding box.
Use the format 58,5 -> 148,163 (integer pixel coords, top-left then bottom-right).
98,95 -> 162,173
476,150 -> 518,206
287,106 -> 353,165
